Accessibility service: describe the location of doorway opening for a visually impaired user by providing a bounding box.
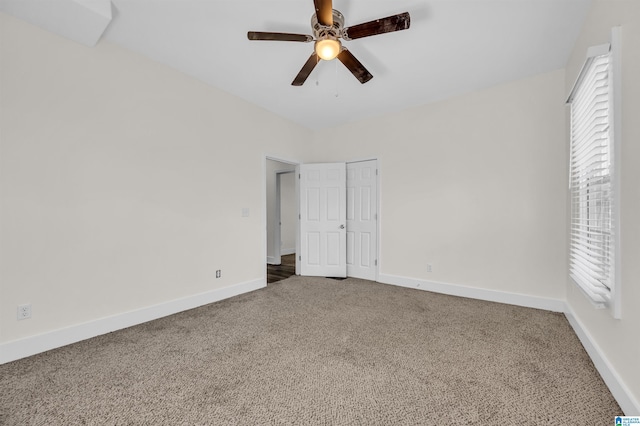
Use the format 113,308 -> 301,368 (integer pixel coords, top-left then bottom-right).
266,157 -> 298,284
265,157 -> 379,284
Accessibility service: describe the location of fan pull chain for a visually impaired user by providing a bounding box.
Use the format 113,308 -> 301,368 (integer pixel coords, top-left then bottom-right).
334,59 -> 339,97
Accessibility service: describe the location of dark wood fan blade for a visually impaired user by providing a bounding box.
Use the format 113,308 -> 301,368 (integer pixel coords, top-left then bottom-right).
247,32 -> 313,42
343,12 -> 410,40
337,49 -> 373,84
292,53 -> 320,86
314,0 -> 333,27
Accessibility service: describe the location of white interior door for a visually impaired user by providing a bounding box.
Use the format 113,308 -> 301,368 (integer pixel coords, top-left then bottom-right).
299,163 -> 347,277
346,160 -> 378,280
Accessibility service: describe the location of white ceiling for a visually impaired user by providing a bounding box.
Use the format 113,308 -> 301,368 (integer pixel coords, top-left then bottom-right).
2,0 -> 593,130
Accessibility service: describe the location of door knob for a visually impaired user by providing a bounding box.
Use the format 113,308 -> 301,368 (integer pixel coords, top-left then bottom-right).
339,224 -> 345,229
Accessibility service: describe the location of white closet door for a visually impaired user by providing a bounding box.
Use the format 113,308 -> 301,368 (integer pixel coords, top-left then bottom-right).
346,160 -> 378,280
299,163 -> 347,277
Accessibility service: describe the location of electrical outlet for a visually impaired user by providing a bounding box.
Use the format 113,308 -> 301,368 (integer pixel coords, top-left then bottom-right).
426,264 -> 432,273
216,270 -> 221,278
17,304 -> 31,320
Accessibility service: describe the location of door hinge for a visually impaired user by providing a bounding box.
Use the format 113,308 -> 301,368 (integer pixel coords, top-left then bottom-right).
375,259 -> 378,266
299,214 -> 301,219
376,169 -> 378,175
375,213 -> 378,220
299,255 -> 301,261
299,173 -> 301,179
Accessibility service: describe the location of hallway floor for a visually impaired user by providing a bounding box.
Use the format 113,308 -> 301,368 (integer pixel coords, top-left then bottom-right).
267,254 -> 296,284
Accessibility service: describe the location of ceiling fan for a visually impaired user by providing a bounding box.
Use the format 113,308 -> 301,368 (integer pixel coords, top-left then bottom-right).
247,0 -> 410,86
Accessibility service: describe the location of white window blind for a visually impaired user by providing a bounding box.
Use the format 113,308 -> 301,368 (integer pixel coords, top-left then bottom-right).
567,48 -> 614,308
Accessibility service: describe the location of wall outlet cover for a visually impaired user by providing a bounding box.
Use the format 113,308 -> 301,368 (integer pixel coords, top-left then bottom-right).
17,304 -> 32,320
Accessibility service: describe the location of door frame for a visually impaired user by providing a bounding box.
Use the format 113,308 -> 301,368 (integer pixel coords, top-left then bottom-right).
263,155 -> 300,282
263,155 -> 380,282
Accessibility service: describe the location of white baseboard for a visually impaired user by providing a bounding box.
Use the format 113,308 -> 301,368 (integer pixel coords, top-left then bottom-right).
377,273 -> 565,312
0,278 -> 266,365
4,274 -> 636,415
267,250 -> 295,265
564,305 -> 640,415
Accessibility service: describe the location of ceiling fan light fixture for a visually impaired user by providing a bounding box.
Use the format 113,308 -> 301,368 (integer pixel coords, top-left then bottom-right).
247,1 -> 411,86
315,38 -> 341,61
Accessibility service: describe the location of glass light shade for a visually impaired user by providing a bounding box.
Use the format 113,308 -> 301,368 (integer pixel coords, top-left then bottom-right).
315,39 -> 341,61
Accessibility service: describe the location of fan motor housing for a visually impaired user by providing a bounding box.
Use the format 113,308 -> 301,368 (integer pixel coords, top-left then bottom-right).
311,9 -> 344,40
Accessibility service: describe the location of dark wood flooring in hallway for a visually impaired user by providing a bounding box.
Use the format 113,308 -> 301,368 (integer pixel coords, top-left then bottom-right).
267,254 -> 296,284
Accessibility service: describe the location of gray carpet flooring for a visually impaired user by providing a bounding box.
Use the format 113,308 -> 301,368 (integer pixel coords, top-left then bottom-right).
0,276 -> 620,425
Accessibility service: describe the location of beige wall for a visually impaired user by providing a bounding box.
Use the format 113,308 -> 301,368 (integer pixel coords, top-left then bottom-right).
312,69 -> 568,301
0,13 -> 313,343
564,0 -> 640,411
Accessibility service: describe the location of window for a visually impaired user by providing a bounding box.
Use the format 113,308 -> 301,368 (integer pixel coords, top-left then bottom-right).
566,40 -> 619,315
